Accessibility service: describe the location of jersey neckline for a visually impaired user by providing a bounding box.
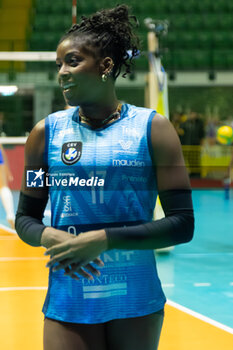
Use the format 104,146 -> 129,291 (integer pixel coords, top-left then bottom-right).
72,103 -> 128,131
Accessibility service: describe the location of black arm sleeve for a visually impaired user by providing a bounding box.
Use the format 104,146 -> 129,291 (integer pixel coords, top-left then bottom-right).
105,189 -> 194,250
15,192 -> 48,247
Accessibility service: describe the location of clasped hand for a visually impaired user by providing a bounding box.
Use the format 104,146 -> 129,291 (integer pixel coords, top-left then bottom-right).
45,229 -> 107,280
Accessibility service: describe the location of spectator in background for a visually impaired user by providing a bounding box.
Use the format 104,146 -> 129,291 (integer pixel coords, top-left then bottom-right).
179,112 -> 205,177
171,111 -> 188,145
179,112 -> 205,146
205,116 -> 219,146
171,112 -> 183,140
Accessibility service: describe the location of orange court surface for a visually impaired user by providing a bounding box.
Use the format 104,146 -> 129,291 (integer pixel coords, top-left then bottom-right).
0,221 -> 232,350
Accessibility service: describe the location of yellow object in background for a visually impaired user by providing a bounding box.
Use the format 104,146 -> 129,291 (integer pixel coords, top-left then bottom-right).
217,126 -> 233,145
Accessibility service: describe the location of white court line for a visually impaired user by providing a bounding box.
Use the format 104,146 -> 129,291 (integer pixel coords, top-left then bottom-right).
167,299 -> 233,335
175,252 -> 233,257
0,224 -> 17,234
194,282 -> 211,287
0,257 -> 47,262
0,286 -> 47,292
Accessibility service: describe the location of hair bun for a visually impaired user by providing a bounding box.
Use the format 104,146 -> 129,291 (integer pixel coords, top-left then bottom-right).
89,4 -> 133,36
60,5 -> 139,79
108,4 -> 129,22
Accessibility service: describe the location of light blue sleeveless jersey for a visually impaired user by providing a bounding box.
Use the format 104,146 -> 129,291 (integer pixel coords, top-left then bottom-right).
42,103 -> 166,323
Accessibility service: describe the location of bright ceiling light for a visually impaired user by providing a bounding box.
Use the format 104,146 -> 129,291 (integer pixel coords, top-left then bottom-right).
0,85 -> 18,96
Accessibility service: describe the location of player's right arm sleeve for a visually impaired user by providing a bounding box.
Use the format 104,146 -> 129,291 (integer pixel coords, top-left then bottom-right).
15,192 -> 48,247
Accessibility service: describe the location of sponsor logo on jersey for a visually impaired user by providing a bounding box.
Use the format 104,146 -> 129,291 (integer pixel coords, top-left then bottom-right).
118,140 -> 133,150
82,274 -> 128,299
61,141 -> 82,165
121,126 -> 140,139
58,128 -> 74,137
63,195 -> 72,212
112,159 -> 145,167
61,212 -> 79,218
61,196 -> 79,217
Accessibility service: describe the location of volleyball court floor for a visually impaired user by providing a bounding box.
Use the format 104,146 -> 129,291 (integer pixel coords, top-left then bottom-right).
0,189 -> 232,349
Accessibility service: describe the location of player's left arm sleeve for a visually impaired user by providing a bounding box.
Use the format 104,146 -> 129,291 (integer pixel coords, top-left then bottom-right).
105,189 -> 194,250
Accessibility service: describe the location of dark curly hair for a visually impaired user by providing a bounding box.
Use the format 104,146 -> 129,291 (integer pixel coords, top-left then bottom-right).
59,4 -> 140,79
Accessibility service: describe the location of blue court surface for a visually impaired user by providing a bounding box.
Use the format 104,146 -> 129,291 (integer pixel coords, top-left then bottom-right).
1,189 -> 233,330
156,189 -> 233,329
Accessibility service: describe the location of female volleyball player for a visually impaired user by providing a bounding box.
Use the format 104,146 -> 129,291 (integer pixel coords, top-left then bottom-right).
15,5 -> 194,350
0,144 -> 15,229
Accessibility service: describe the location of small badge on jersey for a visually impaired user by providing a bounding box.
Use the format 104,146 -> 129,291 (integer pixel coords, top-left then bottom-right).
61,142 -> 82,165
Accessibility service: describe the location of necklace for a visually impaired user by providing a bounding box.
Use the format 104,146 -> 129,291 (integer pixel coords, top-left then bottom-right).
79,103 -> 122,127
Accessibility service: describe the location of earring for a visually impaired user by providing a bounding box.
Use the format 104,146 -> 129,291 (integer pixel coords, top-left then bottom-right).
102,73 -> 108,83
102,64 -> 114,82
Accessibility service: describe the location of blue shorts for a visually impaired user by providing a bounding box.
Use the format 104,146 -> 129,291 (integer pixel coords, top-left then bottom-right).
0,148 -> 4,165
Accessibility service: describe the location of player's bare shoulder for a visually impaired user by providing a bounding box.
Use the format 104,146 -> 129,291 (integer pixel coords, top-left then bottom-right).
151,112 -> 179,147
25,119 -> 46,166
150,112 -> 184,165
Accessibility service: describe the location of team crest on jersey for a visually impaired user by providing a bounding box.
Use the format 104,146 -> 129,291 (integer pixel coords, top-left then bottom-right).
61,142 -> 82,165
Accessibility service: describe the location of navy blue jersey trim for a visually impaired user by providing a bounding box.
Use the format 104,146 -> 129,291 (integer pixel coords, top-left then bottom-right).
147,110 -> 156,161
71,106 -> 79,123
